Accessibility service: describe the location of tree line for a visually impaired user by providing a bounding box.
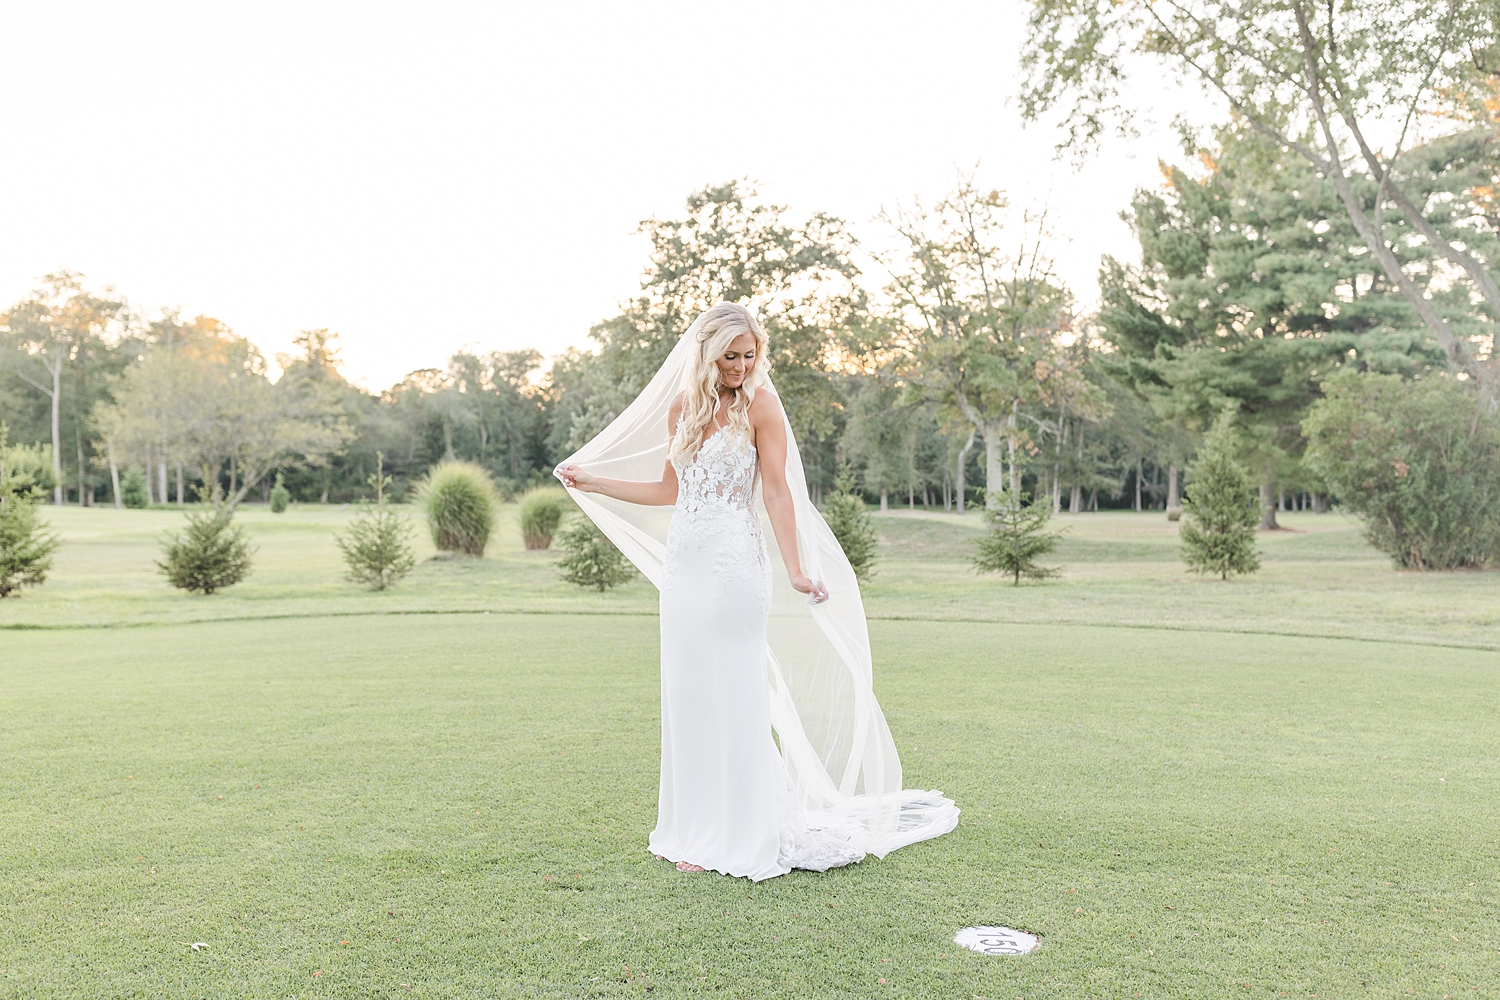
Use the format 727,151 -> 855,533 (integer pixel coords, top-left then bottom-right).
0,184 -> 1230,522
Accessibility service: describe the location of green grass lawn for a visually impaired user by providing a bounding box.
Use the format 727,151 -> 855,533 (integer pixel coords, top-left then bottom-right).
1,503 -> 1497,998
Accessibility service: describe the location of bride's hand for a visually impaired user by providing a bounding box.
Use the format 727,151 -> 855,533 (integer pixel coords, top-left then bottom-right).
790,574 -> 829,605
556,464 -> 598,493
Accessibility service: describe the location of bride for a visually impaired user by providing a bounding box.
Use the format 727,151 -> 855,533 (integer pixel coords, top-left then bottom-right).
556,302 -> 957,881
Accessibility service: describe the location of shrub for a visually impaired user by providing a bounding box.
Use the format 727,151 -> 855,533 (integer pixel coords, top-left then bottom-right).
120,467 -> 149,508
1,438 -> 58,495
0,429 -> 61,598
269,472 -> 290,513
822,465 -> 878,581
336,454 -> 415,590
158,487 -> 253,594
415,460 -> 498,557
1179,409 -> 1260,580
557,519 -> 636,591
973,489 -> 1062,585
518,486 -> 568,550
1304,372 -> 1500,569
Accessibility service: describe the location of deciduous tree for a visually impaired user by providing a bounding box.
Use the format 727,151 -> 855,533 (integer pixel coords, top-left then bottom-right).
882,177 -> 1097,507
2,272 -> 130,504
1021,0 -> 1500,382
559,181 -> 868,494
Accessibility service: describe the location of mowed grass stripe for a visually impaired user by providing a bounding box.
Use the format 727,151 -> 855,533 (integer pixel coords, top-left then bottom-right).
2,613 -> 1495,998
5,605 -> 1498,655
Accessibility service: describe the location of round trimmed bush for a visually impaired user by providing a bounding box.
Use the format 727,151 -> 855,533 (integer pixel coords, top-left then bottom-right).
414,460 -> 498,557
518,486 -> 568,550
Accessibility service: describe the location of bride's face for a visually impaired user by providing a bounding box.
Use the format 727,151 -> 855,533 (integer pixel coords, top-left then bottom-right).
715,332 -> 758,391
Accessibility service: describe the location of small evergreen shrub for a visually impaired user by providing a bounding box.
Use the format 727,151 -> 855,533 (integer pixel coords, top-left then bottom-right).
336,454 -> 416,590
269,472 -> 290,514
157,487 -> 253,594
822,465 -> 878,581
557,519 -> 636,591
1304,372 -> 1500,569
973,489 -> 1063,585
518,486 -> 568,550
0,429 -> 61,598
415,460 -> 498,556
1,438 -> 58,496
121,467 -> 149,508
1179,409 -> 1260,580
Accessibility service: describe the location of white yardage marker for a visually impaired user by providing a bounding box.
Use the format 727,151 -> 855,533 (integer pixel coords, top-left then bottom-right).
953,926 -> 1039,955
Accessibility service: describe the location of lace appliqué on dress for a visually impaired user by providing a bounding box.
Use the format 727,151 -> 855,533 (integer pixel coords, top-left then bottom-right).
663,425 -> 770,610
774,770 -> 867,872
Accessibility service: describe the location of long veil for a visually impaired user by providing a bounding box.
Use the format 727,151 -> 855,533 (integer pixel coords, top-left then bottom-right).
555,314 -> 959,858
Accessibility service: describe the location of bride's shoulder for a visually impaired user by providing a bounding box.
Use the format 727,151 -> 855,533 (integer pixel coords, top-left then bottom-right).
748,386 -> 782,419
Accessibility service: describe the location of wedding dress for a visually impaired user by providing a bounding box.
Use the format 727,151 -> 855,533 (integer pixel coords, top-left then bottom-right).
650,422 -> 866,879
557,314 -> 959,881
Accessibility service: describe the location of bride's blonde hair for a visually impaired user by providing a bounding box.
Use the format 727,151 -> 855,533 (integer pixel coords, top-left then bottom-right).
669,302 -> 771,468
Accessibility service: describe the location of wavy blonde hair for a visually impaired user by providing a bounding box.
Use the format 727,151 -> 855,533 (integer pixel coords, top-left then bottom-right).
669,302 -> 771,468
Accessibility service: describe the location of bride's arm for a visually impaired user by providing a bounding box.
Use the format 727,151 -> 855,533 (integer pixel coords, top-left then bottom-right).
753,390 -> 829,604
557,461 -> 678,505
555,401 -> 681,506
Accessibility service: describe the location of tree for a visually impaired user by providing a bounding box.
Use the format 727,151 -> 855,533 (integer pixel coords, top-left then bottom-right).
96,321 -> 350,512
1304,372 -> 1500,569
120,467 -> 148,509
821,464 -> 878,581
426,349 -> 550,488
336,454 -> 416,590
1021,0 -> 1500,384
557,519 -> 637,591
973,488 -> 1063,584
1097,135 -> 1448,529
0,426 -> 61,597
157,487 -> 253,594
1179,409 -> 1261,579
882,176 -> 1098,508
842,377 -> 917,511
1,272 -> 130,504
1046,344 -> 1128,514
93,312 -> 226,507
557,180 -> 868,487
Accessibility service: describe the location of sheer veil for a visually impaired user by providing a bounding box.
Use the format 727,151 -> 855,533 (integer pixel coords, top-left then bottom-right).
555,312 -> 959,858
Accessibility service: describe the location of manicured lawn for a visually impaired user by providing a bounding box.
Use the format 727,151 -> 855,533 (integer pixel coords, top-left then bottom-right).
1,504 -> 1496,997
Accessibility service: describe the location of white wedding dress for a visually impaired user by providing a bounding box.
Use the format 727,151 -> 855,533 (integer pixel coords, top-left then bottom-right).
557,312 -> 958,881
650,424 -> 865,879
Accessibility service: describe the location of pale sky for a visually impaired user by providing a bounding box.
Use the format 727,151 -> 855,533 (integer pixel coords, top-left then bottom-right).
0,1 -> 1205,391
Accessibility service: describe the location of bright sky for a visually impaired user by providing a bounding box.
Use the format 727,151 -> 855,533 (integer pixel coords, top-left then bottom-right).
0,1 -> 1205,391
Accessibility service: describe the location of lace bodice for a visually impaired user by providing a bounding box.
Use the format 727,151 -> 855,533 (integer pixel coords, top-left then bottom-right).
672,425 -> 758,514
663,424 -> 769,605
